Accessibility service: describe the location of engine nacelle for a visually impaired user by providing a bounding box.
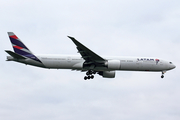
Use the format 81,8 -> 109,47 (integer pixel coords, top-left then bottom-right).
106,60 -> 120,70
99,71 -> 115,78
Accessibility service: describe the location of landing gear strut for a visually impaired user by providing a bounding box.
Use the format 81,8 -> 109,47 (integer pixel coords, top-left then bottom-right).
84,70 -> 96,80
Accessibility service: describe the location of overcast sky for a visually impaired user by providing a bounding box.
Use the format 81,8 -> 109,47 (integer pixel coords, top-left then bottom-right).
0,0 -> 180,120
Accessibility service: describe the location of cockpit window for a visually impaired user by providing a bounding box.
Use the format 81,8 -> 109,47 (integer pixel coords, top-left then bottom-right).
169,62 -> 172,64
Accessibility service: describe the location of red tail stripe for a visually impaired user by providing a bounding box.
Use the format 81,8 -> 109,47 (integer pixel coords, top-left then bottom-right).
10,35 -> 18,39
13,45 -> 23,49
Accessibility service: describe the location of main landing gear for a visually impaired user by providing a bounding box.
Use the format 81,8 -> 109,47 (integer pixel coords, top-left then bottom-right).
84,70 -> 96,80
161,71 -> 166,78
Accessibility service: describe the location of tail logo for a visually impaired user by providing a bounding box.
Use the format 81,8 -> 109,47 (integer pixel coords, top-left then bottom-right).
8,32 -> 41,63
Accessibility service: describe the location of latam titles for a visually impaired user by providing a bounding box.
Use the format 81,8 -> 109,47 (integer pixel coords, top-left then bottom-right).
137,58 -> 154,61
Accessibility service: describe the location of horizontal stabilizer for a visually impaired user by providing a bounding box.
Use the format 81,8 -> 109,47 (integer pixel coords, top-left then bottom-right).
5,50 -> 26,59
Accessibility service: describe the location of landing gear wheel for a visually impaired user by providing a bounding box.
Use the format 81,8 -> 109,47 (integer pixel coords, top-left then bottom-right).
161,75 -> 164,78
88,76 -> 91,79
91,75 -> 94,79
84,76 -> 87,80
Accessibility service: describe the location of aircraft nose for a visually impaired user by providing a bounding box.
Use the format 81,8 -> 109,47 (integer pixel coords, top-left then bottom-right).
173,64 -> 176,69
171,64 -> 176,69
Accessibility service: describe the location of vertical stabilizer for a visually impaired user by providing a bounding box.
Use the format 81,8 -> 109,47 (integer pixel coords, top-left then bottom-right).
7,32 -> 41,62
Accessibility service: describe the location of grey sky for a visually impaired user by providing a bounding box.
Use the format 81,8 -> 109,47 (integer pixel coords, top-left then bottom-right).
0,0 -> 180,120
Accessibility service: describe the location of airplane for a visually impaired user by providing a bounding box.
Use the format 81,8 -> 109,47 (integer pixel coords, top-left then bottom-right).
5,32 -> 176,80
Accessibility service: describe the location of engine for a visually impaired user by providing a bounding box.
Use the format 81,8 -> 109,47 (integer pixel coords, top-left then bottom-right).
105,60 -> 120,70
98,71 -> 115,78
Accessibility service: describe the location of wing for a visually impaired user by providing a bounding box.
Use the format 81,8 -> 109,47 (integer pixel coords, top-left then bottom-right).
68,36 -> 106,66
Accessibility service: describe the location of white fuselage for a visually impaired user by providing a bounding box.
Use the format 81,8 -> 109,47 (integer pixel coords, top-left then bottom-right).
7,54 -> 175,72
6,32 -> 176,79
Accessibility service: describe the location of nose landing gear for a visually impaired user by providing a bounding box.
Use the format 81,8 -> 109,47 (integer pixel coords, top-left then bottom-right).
161,71 -> 166,78
84,70 -> 96,80
161,75 -> 164,78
